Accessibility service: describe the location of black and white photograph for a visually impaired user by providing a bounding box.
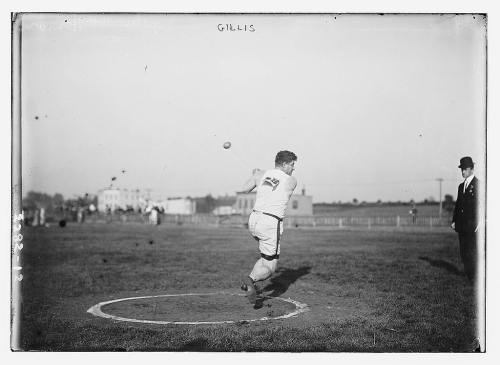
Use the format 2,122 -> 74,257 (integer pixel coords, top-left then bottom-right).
8,7 -> 494,354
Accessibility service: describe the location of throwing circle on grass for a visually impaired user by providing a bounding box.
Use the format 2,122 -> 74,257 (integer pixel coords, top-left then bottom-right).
87,292 -> 309,325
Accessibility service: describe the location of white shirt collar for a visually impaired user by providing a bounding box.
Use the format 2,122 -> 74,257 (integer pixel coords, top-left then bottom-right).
463,174 -> 475,192
464,174 -> 475,186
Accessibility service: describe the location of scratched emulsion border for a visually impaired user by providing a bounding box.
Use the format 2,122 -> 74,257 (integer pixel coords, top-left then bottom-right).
11,12 -> 24,351
10,13 -> 487,351
87,292 -> 310,325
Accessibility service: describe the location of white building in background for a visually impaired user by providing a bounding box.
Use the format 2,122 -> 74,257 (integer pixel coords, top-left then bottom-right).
98,188 -> 196,215
213,206 -> 237,216
158,198 -> 196,215
213,195 -> 237,216
97,188 -> 150,212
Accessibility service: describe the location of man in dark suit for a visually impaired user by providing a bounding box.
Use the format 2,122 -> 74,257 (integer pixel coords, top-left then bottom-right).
451,156 -> 480,281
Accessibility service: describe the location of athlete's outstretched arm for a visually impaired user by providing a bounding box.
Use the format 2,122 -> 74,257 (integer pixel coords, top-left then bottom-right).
237,169 -> 264,193
285,175 -> 298,196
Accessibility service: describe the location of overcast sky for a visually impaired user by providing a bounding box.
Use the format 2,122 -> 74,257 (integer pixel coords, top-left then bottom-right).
20,13 -> 486,203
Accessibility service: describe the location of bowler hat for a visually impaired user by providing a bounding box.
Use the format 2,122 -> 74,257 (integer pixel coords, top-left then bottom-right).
458,156 -> 474,169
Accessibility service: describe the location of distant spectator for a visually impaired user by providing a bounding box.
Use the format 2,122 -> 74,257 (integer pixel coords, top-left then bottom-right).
149,206 -> 159,225
40,207 -> 46,226
409,204 -> 418,224
77,207 -> 85,223
32,209 -> 40,227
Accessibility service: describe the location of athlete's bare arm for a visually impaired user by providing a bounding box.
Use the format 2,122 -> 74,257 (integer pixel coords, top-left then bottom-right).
237,169 -> 265,193
285,175 -> 298,195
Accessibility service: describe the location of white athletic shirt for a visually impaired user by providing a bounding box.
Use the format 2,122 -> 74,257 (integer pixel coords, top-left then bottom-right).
253,169 -> 295,219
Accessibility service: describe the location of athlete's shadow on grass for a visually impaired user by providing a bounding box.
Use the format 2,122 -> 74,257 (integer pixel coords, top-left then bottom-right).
254,266 -> 312,309
419,256 -> 462,276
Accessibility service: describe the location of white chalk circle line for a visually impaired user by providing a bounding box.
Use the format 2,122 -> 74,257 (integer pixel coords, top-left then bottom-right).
87,292 -> 309,325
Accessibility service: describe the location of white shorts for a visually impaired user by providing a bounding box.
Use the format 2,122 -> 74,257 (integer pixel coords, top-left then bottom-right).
248,211 -> 284,258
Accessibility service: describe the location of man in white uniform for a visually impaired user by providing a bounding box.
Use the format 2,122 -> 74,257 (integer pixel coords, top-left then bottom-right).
238,150 -> 298,304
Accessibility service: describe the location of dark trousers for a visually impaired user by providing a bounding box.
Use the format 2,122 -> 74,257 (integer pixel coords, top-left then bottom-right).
458,232 -> 478,281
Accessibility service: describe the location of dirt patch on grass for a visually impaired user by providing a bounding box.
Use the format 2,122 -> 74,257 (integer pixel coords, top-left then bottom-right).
100,293 -> 298,322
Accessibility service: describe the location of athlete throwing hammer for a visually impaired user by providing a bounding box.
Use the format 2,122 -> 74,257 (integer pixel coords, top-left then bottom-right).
238,150 -> 298,304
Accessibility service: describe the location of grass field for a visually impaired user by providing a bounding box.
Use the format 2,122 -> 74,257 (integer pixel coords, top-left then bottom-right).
19,223 -> 478,351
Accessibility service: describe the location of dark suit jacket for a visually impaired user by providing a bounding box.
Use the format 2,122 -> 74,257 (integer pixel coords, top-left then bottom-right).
452,176 -> 479,233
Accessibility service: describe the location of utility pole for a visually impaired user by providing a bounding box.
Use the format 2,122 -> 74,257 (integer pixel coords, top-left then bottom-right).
436,178 -> 443,219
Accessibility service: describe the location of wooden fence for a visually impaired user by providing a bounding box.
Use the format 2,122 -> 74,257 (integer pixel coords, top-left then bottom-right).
82,212 -> 451,228
285,215 -> 451,228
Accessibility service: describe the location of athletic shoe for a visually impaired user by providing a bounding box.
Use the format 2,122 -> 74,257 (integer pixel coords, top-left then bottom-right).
246,284 -> 257,304
242,277 -> 257,304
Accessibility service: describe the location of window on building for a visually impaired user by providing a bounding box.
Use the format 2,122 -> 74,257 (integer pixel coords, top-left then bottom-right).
292,200 -> 298,209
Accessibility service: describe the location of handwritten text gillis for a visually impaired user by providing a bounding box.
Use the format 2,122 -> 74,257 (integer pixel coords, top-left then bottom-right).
217,24 -> 255,32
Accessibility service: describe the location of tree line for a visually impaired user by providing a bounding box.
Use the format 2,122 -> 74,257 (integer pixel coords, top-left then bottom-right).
22,191 -> 97,215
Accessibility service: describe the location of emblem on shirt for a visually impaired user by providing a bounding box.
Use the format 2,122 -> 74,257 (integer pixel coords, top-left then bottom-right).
262,177 -> 280,191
